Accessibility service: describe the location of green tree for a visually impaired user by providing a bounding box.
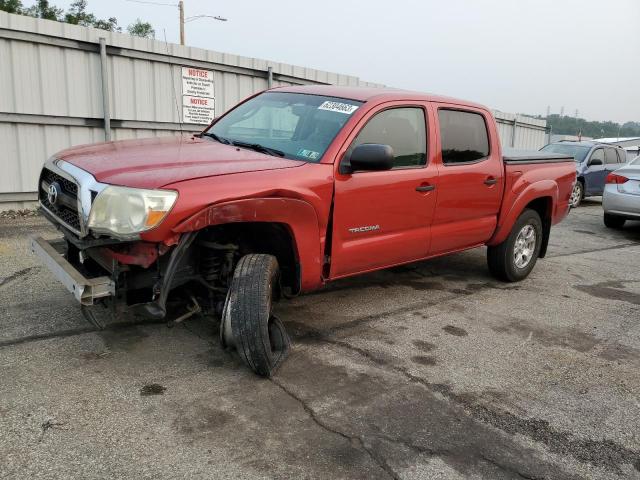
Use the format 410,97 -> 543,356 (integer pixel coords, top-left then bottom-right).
64,0 -> 120,31
23,0 -> 63,20
1,0 -> 151,36
127,18 -> 155,38
0,0 -> 23,14
533,114 -> 640,139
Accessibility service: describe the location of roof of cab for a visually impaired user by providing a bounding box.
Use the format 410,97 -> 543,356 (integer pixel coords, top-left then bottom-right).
270,85 -> 489,111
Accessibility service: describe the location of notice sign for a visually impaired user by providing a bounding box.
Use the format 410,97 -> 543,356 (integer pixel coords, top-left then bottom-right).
182,96 -> 215,125
182,67 -> 215,124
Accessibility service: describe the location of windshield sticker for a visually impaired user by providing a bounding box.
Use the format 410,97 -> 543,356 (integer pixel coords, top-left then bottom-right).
297,149 -> 321,160
318,101 -> 359,115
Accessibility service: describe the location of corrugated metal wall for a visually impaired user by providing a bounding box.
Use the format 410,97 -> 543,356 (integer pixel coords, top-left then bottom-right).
0,11 -> 382,208
0,11 -> 546,209
493,110 -> 547,151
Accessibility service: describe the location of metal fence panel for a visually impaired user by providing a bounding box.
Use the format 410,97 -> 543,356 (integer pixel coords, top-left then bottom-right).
493,110 -> 547,151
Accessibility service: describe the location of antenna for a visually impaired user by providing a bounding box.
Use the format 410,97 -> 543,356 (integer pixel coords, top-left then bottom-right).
163,29 -> 184,137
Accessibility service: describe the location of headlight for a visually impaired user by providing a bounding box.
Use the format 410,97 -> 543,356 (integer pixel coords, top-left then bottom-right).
88,186 -> 178,237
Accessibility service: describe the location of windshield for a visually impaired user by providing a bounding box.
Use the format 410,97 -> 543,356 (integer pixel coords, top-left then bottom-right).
205,92 -> 363,162
540,143 -> 591,162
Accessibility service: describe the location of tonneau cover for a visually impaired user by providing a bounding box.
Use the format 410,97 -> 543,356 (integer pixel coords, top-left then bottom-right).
503,150 -> 573,164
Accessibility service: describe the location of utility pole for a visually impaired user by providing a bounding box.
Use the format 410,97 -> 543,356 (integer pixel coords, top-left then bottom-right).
179,1 -> 185,45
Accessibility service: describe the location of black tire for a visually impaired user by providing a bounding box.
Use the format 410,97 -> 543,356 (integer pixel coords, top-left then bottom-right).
569,181 -> 584,208
604,213 -> 626,229
80,303 -> 113,329
487,209 -> 543,282
224,254 -> 291,377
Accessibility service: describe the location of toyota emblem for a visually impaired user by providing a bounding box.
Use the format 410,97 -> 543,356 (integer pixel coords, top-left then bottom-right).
47,183 -> 59,206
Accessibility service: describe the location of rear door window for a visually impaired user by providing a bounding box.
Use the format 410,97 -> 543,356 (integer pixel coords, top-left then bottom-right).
438,109 -> 490,164
605,148 -> 619,164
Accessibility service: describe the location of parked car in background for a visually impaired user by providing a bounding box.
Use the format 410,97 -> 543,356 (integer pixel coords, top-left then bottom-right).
540,141 -> 627,207
603,156 -> 640,228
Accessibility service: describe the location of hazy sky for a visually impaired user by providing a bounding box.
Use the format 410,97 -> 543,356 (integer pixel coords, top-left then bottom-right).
29,0 -> 640,123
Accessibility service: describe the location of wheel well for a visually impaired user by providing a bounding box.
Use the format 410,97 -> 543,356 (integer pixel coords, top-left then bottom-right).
195,222 -> 300,295
524,197 -> 552,258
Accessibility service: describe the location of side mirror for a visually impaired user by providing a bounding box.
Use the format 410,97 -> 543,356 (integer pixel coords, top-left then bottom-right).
340,144 -> 394,174
588,158 -> 603,166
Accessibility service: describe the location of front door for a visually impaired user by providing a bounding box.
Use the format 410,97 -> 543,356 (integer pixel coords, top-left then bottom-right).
584,147 -> 606,195
330,103 -> 438,278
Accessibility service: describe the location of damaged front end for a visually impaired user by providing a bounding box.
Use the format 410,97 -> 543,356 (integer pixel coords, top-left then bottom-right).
32,158 -> 230,325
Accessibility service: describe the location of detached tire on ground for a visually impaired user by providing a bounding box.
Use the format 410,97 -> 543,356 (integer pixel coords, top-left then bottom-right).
603,213 -> 626,229
222,254 -> 291,377
487,209 -> 543,282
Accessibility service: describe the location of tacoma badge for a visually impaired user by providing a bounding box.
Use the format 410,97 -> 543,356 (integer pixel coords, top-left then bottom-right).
348,225 -> 380,233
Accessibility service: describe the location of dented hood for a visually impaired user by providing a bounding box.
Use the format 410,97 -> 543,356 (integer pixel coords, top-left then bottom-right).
58,136 -> 305,189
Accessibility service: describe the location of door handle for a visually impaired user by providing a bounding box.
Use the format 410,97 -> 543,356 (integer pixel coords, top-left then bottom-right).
415,184 -> 436,192
484,177 -> 498,186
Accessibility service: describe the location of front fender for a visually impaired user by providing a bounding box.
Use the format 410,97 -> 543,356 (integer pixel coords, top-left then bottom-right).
488,180 -> 558,246
173,198 -> 324,292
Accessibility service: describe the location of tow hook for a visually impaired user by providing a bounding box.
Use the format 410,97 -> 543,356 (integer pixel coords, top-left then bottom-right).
167,295 -> 201,328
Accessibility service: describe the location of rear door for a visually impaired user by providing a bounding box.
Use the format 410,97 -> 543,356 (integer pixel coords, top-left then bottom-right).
330,102 -> 438,278
429,105 -> 504,255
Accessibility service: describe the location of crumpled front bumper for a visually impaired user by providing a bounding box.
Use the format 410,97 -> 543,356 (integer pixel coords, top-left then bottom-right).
30,236 -> 115,306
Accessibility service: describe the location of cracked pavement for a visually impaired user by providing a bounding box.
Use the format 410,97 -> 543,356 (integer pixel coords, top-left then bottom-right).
1,199 -> 639,479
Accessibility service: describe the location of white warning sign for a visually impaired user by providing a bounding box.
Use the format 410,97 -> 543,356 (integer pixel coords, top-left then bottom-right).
181,67 -> 215,124
182,96 -> 215,125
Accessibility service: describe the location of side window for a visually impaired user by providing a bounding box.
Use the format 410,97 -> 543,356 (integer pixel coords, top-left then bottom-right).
590,148 -> 604,164
617,149 -> 626,163
351,107 -> 426,168
438,109 -> 490,164
605,148 -> 619,164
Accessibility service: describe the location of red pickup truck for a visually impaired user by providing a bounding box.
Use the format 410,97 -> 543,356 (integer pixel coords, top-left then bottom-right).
32,86 -> 575,376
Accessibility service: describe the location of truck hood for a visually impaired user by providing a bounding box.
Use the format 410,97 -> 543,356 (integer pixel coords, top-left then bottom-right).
58,136 -> 305,189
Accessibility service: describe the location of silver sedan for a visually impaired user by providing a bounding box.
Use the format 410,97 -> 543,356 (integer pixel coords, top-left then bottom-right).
603,156 -> 640,228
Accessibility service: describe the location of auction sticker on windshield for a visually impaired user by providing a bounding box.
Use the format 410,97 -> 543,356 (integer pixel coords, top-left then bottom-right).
297,148 -> 320,160
318,101 -> 359,114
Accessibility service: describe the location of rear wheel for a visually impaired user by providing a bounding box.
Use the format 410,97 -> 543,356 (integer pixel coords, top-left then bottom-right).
569,181 -> 584,208
488,209 -> 543,282
604,213 -> 626,229
221,254 -> 291,377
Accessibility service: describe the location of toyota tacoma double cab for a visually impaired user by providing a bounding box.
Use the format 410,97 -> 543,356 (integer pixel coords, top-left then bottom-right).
32,85 -> 576,377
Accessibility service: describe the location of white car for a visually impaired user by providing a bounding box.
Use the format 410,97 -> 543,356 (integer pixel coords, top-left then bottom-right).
603,156 -> 640,228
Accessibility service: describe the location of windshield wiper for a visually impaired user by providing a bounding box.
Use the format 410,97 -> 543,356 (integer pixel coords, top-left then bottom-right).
231,140 -> 285,158
201,131 -> 230,144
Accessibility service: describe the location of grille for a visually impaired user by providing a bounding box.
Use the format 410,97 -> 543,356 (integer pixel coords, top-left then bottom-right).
41,168 -> 78,195
39,168 -> 82,232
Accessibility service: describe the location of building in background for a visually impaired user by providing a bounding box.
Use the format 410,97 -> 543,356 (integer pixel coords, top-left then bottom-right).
550,134 -> 595,143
